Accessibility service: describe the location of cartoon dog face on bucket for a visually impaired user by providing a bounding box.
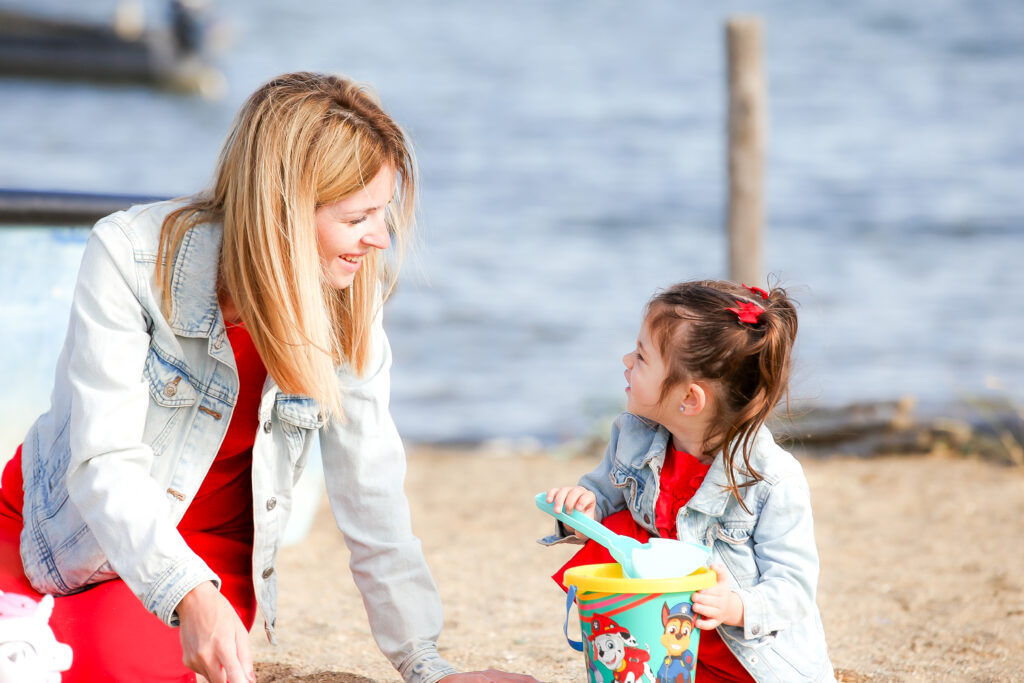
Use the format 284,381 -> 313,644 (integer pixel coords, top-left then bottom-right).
657,602 -> 695,683
587,614 -> 653,683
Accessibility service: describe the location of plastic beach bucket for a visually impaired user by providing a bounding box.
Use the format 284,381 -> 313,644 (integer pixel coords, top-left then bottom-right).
563,563 -> 716,683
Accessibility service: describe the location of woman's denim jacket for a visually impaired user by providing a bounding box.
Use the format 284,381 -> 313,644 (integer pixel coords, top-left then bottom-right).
18,201 -> 457,683
544,413 -> 836,683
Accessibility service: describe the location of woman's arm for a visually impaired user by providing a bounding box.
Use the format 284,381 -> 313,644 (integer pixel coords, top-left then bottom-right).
319,305 -> 457,683
320,307 -> 540,683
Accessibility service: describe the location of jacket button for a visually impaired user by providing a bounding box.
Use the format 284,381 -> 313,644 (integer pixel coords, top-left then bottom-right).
163,383 -> 177,398
263,421 -> 272,433
266,497 -> 277,511
752,625 -> 760,635
262,567 -> 274,579
643,514 -> 651,524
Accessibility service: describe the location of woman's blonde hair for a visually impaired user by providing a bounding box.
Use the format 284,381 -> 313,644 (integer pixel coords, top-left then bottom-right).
155,72 -> 416,418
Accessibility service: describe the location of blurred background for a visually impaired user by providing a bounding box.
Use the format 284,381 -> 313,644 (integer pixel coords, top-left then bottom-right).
1,0 -> 1022,455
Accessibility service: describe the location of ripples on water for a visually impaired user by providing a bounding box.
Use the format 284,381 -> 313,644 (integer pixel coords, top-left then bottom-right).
0,1 -> 1022,447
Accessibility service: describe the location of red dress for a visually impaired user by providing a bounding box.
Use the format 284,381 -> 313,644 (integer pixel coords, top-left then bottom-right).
0,323 -> 265,682
554,441 -> 754,683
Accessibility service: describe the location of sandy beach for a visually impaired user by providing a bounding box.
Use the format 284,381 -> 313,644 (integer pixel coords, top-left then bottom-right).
251,445 -> 1024,683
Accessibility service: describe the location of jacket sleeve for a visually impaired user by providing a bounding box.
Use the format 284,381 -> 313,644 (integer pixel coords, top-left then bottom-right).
538,415 -> 629,545
63,223 -> 219,625
578,416 -> 631,522
732,467 -> 820,640
318,304 -> 457,683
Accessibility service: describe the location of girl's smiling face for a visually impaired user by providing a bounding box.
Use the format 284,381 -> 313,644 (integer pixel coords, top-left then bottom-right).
314,166 -> 395,290
623,318 -> 675,423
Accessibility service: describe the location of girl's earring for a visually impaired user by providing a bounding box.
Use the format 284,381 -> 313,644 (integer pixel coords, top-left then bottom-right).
679,404 -> 686,413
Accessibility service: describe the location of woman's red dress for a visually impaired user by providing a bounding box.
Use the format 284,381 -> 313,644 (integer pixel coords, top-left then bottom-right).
0,323 -> 265,682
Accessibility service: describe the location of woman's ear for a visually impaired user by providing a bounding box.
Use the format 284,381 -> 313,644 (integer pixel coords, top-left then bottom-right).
678,382 -> 708,416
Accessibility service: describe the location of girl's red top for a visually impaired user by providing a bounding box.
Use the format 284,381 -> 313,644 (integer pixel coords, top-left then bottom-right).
659,442 -> 753,683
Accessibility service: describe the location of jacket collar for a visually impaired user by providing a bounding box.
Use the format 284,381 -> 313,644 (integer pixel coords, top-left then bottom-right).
167,221 -> 224,338
685,427 -> 777,516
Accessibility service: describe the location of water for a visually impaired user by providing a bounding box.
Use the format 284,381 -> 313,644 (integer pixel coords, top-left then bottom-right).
1,1 -> 1022,451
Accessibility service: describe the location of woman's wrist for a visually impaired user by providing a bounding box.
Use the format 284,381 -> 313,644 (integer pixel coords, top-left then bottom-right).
176,580 -> 218,620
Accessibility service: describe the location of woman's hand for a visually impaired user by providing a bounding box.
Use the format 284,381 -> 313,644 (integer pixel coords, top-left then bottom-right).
691,563 -> 744,630
545,486 -> 596,539
440,670 -> 541,682
176,581 -> 255,683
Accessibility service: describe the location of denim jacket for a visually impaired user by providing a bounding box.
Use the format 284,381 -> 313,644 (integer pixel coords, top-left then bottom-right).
19,201 -> 457,683
544,413 -> 835,683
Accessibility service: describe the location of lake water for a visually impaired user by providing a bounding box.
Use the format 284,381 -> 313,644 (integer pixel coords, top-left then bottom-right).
1,0 -> 1022,450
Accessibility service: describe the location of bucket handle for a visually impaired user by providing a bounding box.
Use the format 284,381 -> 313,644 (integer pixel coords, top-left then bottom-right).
563,584 -> 583,652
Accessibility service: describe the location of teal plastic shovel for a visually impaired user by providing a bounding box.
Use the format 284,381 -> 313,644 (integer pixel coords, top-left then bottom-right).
534,492 -> 711,579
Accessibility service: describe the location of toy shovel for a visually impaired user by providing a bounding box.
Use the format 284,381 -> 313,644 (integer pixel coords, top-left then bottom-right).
535,492 -> 711,579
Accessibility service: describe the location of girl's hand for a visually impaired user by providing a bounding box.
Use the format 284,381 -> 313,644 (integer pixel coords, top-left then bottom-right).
440,670 -> 541,682
545,486 -> 597,540
691,564 -> 745,629
177,581 -> 255,683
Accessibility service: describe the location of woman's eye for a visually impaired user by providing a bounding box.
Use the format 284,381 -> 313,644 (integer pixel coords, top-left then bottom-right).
347,215 -> 368,226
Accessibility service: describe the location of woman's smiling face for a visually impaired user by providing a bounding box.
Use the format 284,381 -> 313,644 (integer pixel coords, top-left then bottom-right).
314,166 -> 395,290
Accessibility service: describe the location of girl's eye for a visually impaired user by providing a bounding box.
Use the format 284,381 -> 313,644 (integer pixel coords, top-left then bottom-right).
347,215 -> 368,226
635,352 -> 643,362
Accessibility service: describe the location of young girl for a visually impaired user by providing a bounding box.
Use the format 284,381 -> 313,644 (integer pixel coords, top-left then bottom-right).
544,280 -> 835,683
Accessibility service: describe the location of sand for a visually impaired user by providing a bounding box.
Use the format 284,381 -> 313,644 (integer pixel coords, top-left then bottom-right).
250,445 -> 1024,683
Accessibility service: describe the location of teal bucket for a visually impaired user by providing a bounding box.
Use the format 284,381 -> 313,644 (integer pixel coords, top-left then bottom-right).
563,563 -> 716,683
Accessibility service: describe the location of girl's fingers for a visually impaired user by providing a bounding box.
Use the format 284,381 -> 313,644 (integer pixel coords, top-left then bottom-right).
692,593 -> 723,617
695,616 -> 722,630
545,486 -> 595,514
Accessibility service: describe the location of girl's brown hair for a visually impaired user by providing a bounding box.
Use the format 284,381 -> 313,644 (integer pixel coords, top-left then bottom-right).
155,72 -> 416,418
645,280 -> 798,509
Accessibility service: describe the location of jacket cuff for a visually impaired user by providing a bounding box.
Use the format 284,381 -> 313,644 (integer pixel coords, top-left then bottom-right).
143,556 -> 221,626
536,521 -> 586,547
397,645 -> 458,683
734,587 -> 770,640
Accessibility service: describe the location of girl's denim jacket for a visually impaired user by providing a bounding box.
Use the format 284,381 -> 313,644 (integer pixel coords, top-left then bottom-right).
18,202 -> 457,683
544,413 -> 835,683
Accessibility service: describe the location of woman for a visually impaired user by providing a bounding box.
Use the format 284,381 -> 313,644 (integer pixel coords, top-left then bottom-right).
0,72 -> 537,683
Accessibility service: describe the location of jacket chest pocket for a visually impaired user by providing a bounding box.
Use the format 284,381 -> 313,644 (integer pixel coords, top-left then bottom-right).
609,464 -> 652,526
274,396 -> 325,471
143,348 -> 197,456
706,522 -> 758,584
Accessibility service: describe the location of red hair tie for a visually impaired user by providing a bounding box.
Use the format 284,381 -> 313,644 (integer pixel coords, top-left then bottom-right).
727,301 -> 765,324
742,283 -> 769,300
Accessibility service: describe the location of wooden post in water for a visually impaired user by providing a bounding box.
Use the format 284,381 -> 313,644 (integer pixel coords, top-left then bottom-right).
726,16 -> 766,286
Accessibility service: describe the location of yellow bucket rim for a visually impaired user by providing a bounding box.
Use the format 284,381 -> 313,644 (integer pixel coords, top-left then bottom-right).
563,563 -> 716,594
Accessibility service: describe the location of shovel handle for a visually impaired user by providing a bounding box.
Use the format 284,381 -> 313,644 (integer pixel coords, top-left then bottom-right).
534,492 -> 627,562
